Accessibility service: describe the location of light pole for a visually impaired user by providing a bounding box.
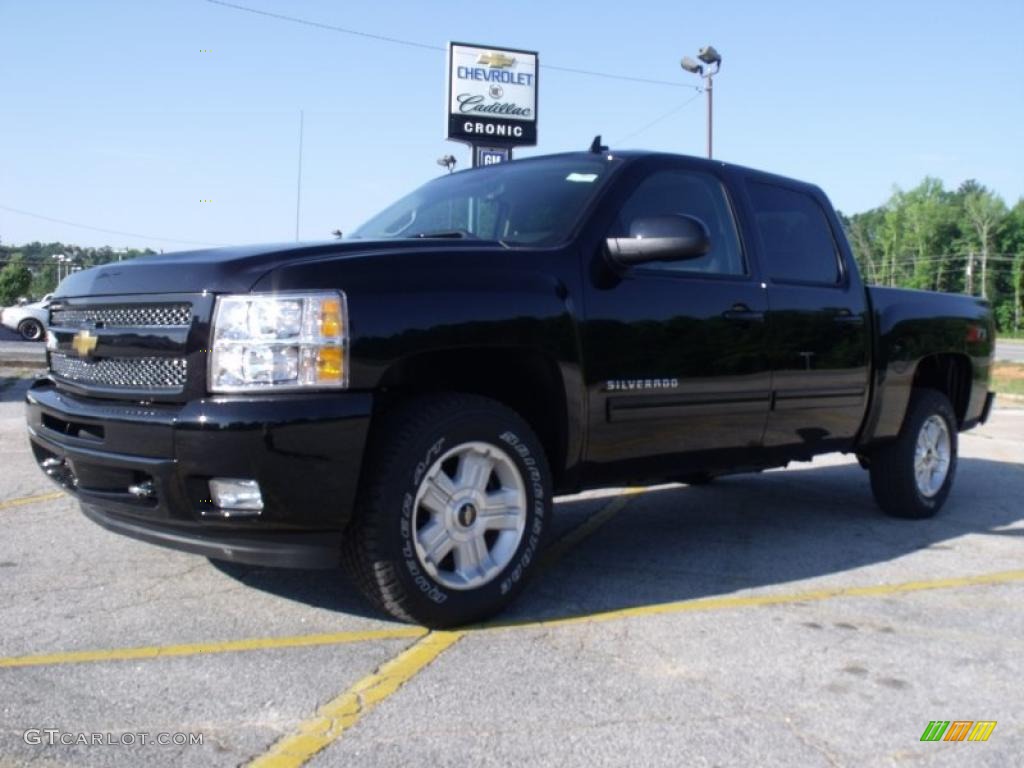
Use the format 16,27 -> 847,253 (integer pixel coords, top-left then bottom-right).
51,254 -> 78,288
681,45 -> 722,159
436,155 -> 457,174
51,254 -> 67,288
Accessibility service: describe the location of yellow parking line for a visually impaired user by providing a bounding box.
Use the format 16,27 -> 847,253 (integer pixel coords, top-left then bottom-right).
538,487 -> 647,570
244,489 -> 645,767
0,627 -> 426,669
6,479 -> 1024,768
0,489 -> 648,674
244,563 -> 1023,768
249,631 -> 464,768
0,491 -> 65,512
492,568 -> 1024,632
5,566 -> 1021,673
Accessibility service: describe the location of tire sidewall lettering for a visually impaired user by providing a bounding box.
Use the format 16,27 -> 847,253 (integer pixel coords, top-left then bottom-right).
498,430 -> 546,596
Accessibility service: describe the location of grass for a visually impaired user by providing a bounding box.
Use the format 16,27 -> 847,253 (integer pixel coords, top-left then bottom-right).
992,362 -> 1024,396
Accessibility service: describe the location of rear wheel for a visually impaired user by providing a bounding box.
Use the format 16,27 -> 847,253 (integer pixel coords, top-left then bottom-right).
342,394 -> 551,627
869,389 -> 958,519
18,319 -> 44,342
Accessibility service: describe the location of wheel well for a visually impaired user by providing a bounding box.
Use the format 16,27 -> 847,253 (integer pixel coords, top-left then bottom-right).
911,354 -> 972,426
374,348 -> 570,485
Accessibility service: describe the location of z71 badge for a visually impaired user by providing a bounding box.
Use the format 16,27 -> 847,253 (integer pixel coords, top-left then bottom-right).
605,378 -> 680,392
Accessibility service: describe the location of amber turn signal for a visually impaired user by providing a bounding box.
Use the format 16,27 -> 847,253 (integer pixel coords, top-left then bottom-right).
316,346 -> 344,383
319,297 -> 343,338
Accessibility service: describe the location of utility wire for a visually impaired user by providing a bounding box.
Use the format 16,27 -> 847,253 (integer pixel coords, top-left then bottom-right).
612,92 -> 704,146
0,204 -> 226,247
206,0 -> 440,51
205,0 -> 700,90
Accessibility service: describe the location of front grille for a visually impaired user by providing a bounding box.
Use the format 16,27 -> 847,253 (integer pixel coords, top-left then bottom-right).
47,297 -> 202,399
50,354 -> 188,391
50,303 -> 191,328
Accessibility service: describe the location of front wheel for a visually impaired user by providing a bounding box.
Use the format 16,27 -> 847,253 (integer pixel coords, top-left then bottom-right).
869,389 -> 958,519
18,319 -> 44,342
342,394 -> 551,627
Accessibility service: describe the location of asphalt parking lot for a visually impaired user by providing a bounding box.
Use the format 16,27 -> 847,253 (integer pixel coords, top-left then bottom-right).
0,327 -> 29,343
1,373 -> 1022,767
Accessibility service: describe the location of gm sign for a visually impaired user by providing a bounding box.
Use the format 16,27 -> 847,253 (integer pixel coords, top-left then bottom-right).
475,147 -> 511,166
447,42 -> 538,147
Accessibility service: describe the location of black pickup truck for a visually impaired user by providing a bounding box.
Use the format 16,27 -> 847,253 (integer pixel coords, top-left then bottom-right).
27,149 -> 995,626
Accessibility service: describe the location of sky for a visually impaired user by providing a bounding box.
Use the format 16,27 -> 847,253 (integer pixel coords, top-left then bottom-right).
1,0 -> 1022,251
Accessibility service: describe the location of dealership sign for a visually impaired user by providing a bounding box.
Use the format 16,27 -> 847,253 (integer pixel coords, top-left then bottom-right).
447,42 -> 538,147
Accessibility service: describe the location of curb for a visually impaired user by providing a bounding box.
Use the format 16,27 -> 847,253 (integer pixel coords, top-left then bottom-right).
0,359 -> 45,370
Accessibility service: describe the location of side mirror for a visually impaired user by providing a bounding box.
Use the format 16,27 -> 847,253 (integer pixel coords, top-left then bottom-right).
606,214 -> 711,266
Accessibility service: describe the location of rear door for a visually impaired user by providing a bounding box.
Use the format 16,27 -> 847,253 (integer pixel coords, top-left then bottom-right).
743,178 -> 871,451
582,162 -> 771,480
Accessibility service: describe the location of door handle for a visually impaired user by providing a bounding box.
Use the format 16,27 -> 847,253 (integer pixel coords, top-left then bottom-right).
833,312 -> 864,325
722,303 -> 765,322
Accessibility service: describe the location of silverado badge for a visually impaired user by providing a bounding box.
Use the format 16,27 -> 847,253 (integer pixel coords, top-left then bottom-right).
605,378 -> 680,392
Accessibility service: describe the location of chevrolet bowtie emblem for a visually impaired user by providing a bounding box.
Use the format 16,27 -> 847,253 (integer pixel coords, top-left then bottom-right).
477,52 -> 516,68
72,329 -> 98,358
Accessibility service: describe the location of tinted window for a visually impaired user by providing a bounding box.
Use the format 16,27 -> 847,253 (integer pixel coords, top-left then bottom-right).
611,170 -> 745,276
351,156 -> 617,246
746,181 -> 840,285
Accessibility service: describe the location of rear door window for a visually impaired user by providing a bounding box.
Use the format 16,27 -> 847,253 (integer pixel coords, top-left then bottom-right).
746,181 -> 841,285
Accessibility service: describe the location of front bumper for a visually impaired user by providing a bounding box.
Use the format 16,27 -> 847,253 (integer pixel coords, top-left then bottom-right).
26,379 -> 372,568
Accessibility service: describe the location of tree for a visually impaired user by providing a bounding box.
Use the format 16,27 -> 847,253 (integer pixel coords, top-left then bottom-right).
997,200 -> 1024,332
0,262 -> 33,306
900,179 -> 957,292
844,207 -> 886,284
960,183 -> 1007,299
879,194 -> 906,287
30,263 -> 58,299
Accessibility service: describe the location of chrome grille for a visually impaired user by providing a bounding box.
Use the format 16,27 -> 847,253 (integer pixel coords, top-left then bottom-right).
50,303 -> 191,328
50,354 -> 188,391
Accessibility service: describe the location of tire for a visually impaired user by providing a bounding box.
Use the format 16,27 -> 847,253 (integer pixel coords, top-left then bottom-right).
18,319 -> 44,342
342,394 -> 551,627
869,389 -> 958,519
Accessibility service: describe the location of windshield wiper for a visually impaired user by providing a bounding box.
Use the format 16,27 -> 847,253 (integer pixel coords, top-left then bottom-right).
413,229 -> 478,239
408,229 -> 511,247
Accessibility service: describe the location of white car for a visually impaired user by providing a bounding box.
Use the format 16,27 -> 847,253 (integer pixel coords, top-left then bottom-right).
0,294 -> 52,341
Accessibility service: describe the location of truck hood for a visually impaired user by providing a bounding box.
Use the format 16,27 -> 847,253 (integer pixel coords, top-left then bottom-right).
53,240 -> 472,298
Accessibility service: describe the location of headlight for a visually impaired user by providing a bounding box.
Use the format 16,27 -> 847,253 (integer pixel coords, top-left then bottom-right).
209,291 -> 348,392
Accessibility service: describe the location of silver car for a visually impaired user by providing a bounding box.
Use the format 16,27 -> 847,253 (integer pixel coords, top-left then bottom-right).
0,294 -> 51,341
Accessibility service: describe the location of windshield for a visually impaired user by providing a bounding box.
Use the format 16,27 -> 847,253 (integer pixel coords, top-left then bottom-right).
351,155 -> 616,246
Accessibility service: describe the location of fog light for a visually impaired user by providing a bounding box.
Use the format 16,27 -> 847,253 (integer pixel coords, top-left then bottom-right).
209,478 -> 263,513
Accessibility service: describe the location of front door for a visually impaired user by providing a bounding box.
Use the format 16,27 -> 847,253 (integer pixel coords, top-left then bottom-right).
582,164 -> 771,482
